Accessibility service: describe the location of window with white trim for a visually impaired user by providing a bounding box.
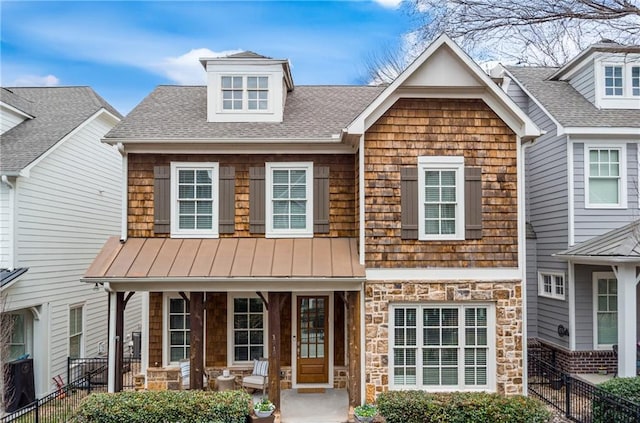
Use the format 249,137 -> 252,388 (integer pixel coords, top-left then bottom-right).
390,304 -> 494,391
632,66 -> 640,96
538,272 -> 565,300
604,65 -> 623,96
168,297 -> 190,363
228,295 -> 266,364
69,306 -> 83,359
266,162 -> 313,237
170,162 -> 219,237
594,272 -> 617,348
221,75 -> 269,112
418,156 -> 465,240
597,61 -> 640,108
585,145 -> 626,208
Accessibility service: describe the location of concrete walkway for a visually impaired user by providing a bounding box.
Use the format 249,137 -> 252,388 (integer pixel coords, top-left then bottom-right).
278,389 -> 349,423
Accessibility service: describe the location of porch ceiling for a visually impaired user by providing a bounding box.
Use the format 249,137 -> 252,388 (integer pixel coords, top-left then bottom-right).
83,237 -> 364,281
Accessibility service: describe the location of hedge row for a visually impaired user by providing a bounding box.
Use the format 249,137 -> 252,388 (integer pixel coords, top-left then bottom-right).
593,377 -> 640,423
72,390 -> 251,423
377,391 -> 551,423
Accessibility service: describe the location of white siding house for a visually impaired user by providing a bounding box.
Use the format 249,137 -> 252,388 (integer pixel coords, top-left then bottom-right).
0,87 -> 142,398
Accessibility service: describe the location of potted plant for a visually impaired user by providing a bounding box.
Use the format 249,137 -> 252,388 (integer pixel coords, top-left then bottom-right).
254,397 -> 275,418
354,403 -> 377,423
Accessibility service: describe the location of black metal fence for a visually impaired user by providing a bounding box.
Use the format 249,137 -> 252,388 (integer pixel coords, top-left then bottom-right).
528,350 -> 640,422
1,356 -> 140,423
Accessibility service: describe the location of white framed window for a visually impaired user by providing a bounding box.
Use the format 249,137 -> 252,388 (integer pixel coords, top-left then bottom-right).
538,271 -> 566,300
418,156 -> 465,240
221,75 -> 270,112
170,162 -> 219,238
7,313 -> 25,360
604,65 -> 624,96
596,60 -> 640,108
227,294 -> 267,365
389,303 -> 495,391
631,66 -> 640,96
69,305 -> 84,359
266,162 -> 313,238
584,144 -> 626,208
593,272 -> 617,349
164,295 -> 190,365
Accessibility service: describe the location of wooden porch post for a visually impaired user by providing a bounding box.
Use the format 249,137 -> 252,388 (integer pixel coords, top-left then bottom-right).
115,291 -> 124,392
189,292 -> 205,389
268,292 -> 282,410
347,290 -> 361,407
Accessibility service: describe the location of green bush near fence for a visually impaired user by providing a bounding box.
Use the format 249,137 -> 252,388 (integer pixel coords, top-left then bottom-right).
71,389 -> 251,423
377,390 -> 551,423
593,377 -> 640,423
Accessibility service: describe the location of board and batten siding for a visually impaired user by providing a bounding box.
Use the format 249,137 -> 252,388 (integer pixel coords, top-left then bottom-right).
5,113 -> 142,395
568,63 -> 596,105
573,141 -> 639,244
0,106 -> 28,134
523,100 -> 570,348
0,184 -> 10,268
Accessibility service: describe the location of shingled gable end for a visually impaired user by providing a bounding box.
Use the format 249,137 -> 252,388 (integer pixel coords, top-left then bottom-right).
86,34 -> 540,410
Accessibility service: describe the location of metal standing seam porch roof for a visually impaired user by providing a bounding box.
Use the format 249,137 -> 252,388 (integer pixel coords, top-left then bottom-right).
554,220 -> 640,263
83,237 -> 364,281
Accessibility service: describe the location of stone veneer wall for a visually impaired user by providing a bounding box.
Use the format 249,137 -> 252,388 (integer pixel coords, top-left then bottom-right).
365,280 -> 523,402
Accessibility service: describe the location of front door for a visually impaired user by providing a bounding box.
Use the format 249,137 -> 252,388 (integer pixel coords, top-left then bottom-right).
296,296 -> 329,384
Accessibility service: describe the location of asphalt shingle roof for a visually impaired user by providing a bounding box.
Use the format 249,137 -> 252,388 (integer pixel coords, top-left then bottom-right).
556,220 -> 640,258
506,67 -> 640,128
105,85 -> 386,140
0,87 -> 122,173
1,87 -> 35,116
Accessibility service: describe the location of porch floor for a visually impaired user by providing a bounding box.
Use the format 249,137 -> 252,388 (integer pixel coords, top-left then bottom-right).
572,373 -> 615,385
277,388 -> 349,423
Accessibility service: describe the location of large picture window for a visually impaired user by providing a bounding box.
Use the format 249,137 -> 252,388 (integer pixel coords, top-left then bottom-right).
390,304 -> 494,391
228,295 -> 266,364
585,145 -> 625,208
266,162 -> 313,237
594,272 -> 617,348
170,162 -> 219,237
418,156 -> 465,240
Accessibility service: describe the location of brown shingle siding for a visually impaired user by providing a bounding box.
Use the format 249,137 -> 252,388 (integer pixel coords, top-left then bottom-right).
364,98 -> 518,268
128,154 -> 357,238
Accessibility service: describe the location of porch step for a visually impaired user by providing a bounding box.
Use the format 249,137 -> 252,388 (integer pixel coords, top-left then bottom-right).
296,388 -> 325,394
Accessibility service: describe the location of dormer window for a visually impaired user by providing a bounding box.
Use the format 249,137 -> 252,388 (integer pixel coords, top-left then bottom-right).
596,59 -> 640,108
221,76 -> 269,112
632,66 -> 640,96
604,66 -> 623,96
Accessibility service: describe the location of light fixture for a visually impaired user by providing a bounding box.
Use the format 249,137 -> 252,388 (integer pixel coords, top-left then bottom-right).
93,283 -> 100,292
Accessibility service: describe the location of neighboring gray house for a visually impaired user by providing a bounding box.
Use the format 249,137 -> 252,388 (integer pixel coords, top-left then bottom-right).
0,87 -> 142,398
494,41 -> 640,377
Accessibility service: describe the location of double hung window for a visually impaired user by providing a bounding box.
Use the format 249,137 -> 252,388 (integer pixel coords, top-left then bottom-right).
585,146 -> 625,208
229,295 -> 266,364
221,76 -> 269,111
69,306 -> 83,359
266,162 -> 313,237
171,162 -> 219,237
390,304 -> 494,391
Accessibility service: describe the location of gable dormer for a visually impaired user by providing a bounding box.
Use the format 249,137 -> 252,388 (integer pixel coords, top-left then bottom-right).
200,51 -> 294,123
549,41 -> 640,110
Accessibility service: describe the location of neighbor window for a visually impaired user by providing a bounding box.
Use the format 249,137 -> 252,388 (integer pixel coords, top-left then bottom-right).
538,272 -> 565,300
585,146 -> 625,208
69,306 -> 83,358
228,295 -> 266,364
418,156 -> 465,240
604,66 -> 624,96
168,297 -> 190,363
594,273 -> 617,348
170,162 -> 219,237
265,162 -> 313,237
390,304 -> 494,391
221,75 -> 269,111
632,66 -> 640,96
8,313 -> 26,360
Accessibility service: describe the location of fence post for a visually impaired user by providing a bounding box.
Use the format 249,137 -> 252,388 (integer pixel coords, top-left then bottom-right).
35,400 -> 39,423
88,370 -> 92,394
564,374 -> 571,418
67,356 -> 71,386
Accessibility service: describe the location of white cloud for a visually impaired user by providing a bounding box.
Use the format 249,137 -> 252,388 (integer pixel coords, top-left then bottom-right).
373,0 -> 403,8
159,48 -> 242,85
10,74 -> 60,86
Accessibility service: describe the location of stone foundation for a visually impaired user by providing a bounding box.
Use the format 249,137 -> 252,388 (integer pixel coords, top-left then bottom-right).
365,280 -> 523,402
530,339 -> 617,374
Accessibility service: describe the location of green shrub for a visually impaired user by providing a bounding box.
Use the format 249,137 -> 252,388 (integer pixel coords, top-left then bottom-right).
377,391 -> 551,423
593,377 -> 640,423
71,389 -> 251,423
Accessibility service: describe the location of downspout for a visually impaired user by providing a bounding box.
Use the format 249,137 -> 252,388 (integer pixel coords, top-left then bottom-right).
117,143 -> 128,242
520,138 -> 534,396
1,175 -> 16,270
566,135 -> 576,350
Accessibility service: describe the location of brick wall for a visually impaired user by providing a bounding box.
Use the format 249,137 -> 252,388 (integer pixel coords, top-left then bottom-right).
532,339 -> 618,374
364,98 -> 518,268
364,280 -> 523,402
127,153 -> 357,238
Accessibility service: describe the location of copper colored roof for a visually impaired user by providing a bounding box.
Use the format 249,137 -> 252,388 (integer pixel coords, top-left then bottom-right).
84,237 -> 364,280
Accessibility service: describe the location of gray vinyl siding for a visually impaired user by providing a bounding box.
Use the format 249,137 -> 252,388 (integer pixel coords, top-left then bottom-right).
506,80 -> 529,111
573,142 -> 639,243
525,237 -> 538,338
568,63 -> 596,105
573,264 -> 611,350
524,99 -> 570,348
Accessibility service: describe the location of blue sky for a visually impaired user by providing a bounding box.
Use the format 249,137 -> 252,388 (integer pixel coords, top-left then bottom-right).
1,1 -> 416,114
